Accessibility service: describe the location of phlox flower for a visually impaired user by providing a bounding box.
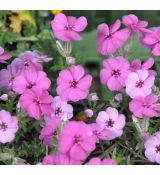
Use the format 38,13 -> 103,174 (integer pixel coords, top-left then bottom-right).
0,64 -> 19,91
13,51 -> 42,74
42,152 -> 81,165
57,65 -> 92,102
96,107 -> 126,140
0,110 -> 18,143
100,56 -> 130,91
122,14 -> 148,34
125,69 -> 155,98
145,132 -> 160,164
130,57 -> 156,76
51,13 -> 87,42
141,28 -> 160,56
39,117 -> 60,147
86,157 -> 116,165
96,20 -> 130,55
50,96 -> 73,120
19,87 -> 53,120
13,69 -> 51,94
59,121 -> 97,161
0,47 -> 12,64
129,95 -> 160,118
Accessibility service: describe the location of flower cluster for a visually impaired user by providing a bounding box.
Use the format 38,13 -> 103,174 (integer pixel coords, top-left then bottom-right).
1,12 -> 160,165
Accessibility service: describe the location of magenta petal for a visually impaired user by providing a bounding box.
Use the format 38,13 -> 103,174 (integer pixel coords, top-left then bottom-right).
69,144 -> 86,160
77,75 -> 92,90
27,103 -> 41,120
110,19 -> 121,33
73,16 -> 88,32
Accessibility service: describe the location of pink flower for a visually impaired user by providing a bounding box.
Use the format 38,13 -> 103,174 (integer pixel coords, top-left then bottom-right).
13,69 -> 51,94
130,57 -> 156,76
96,20 -> 130,55
0,47 -> 12,63
100,56 -> 130,91
39,117 -> 60,147
57,65 -> 92,102
84,109 -> 94,118
125,69 -> 155,98
96,107 -> 126,140
122,14 -> 148,33
42,152 -> 81,165
59,121 -> 97,161
141,28 -> 160,56
129,95 -> 160,118
51,13 -> 87,42
19,87 -> 53,120
13,51 -> 42,74
49,96 -> 73,120
144,132 -> 160,164
0,110 -> 18,143
86,157 -> 117,165
0,64 -> 19,91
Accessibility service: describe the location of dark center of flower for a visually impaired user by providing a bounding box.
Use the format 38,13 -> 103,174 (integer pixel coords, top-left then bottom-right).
143,103 -> 151,108
136,80 -> 144,88
9,76 -> 14,82
34,97 -> 41,105
75,136 -> 81,144
24,61 -> 29,67
27,83 -> 35,89
65,25 -> 73,30
55,107 -> 62,116
156,144 -> 160,153
112,69 -> 120,77
0,122 -> 8,131
70,81 -> 78,88
106,119 -> 115,128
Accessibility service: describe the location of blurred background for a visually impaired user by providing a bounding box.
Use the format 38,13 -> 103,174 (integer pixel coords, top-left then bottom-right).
0,10 -> 159,100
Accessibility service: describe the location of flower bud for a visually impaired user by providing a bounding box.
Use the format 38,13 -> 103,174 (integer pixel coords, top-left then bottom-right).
115,93 -> 122,102
84,109 -> 94,118
0,94 -> 8,101
88,93 -> 99,102
66,57 -> 75,65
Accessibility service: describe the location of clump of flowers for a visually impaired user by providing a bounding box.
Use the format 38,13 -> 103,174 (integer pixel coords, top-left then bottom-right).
1,12 -> 160,165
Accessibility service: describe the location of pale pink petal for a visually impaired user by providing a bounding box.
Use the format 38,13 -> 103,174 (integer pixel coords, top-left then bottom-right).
145,148 -> 157,162
106,107 -> 119,120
